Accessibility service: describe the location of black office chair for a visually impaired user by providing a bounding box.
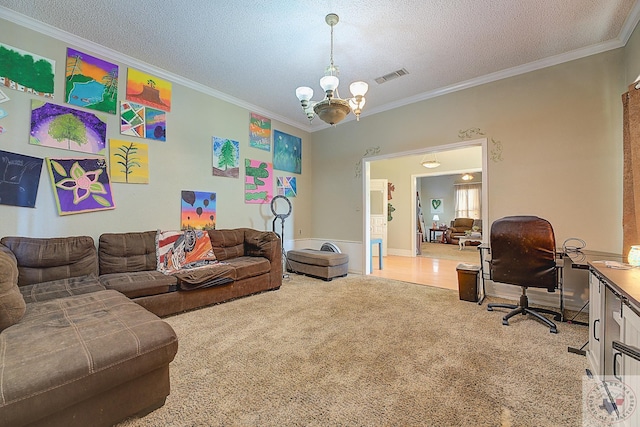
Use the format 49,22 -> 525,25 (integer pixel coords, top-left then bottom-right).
484,216 -> 563,333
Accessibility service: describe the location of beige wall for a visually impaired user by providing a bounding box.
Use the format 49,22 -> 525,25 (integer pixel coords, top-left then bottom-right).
625,20 -> 640,85
312,47 -> 627,254
0,18 -> 313,244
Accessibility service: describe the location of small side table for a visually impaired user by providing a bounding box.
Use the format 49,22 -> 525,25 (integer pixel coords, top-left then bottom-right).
429,228 -> 445,243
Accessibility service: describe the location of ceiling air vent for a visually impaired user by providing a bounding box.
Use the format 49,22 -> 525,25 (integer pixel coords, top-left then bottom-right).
375,68 -> 409,84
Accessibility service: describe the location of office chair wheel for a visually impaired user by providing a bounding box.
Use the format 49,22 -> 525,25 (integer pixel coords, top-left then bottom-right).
502,318 -> 509,326
550,326 -> 558,334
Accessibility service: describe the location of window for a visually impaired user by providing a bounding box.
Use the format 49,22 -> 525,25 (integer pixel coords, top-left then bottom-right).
454,183 -> 481,219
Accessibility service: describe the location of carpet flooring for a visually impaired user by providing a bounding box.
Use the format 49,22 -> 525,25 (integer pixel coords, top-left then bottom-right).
118,274 -> 589,427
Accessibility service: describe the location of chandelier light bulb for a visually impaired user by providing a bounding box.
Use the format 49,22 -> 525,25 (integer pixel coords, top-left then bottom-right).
295,86 -> 314,108
320,75 -> 339,93
349,81 -> 369,97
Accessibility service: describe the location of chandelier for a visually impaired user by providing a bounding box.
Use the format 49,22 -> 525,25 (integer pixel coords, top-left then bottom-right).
295,13 -> 368,126
421,153 -> 441,169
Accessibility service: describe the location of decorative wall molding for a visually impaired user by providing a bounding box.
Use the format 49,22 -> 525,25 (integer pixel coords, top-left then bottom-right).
458,128 -> 486,139
490,138 -> 504,162
354,146 -> 381,178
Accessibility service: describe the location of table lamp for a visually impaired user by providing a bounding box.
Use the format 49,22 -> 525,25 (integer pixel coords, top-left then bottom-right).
432,215 -> 439,229
629,245 -> 640,266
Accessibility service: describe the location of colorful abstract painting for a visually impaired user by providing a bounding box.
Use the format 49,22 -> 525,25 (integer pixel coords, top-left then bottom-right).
273,130 -> 301,174
126,68 -> 172,112
245,159 -> 272,204
30,100 -> 107,155
212,137 -> 239,178
0,43 -> 55,98
0,150 -> 43,208
249,112 -> 271,151
109,139 -> 149,184
181,190 -> 216,230
120,101 -> 166,141
46,157 -> 115,215
277,176 -> 297,198
65,48 -> 118,114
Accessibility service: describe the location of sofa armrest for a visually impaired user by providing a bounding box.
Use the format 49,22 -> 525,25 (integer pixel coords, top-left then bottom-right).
243,229 -> 282,287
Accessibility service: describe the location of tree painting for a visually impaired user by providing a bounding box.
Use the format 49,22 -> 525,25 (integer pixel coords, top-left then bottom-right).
0,43 -> 55,98
30,100 -> 107,155
109,139 -> 149,184
48,113 -> 87,150
212,137 -> 239,178
65,48 -> 119,114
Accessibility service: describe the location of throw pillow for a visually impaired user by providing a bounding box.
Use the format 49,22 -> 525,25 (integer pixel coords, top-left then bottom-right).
0,247 -> 26,331
156,229 -> 217,274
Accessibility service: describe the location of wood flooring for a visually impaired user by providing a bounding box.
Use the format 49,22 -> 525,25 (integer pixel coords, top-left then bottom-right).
370,255 -> 462,292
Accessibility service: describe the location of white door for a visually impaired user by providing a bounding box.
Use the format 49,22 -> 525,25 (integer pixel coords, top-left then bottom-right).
370,179 -> 388,257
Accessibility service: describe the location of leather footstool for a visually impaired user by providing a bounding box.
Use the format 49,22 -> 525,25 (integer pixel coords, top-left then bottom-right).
286,249 -> 349,281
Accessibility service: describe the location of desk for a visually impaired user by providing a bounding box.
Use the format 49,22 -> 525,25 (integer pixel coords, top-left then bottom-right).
370,238 -> 383,274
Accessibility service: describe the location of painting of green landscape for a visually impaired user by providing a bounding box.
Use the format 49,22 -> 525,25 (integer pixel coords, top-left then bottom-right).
65,48 -> 118,114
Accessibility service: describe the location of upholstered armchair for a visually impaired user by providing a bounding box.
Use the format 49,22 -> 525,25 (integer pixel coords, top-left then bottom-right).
444,218 -> 477,244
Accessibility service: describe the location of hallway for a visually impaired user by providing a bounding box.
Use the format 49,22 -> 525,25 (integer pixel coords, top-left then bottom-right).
370,255 -> 466,292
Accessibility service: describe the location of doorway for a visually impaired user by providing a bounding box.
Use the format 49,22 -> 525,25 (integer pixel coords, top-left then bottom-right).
362,138 -> 488,282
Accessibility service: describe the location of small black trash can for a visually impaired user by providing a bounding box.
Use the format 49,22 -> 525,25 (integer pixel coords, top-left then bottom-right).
456,263 -> 480,302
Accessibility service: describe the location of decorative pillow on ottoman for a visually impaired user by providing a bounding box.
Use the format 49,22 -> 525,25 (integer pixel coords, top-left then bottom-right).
156,229 -> 218,274
0,246 -> 26,331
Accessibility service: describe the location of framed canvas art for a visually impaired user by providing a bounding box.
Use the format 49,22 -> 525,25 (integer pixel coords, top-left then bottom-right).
249,112 -> 271,151
0,150 -> 43,208
277,176 -> 297,197
212,137 -> 239,178
244,159 -> 272,204
430,198 -> 443,214
181,190 -> 216,230
0,43 -> 55,98
273,130 -> 301,174
109,139 -> 149,184
65,48 -> 118,114
120,101 -> 166,141
126,68 -> 172,112
30,100 -> 107,155
46,157 -> 115,215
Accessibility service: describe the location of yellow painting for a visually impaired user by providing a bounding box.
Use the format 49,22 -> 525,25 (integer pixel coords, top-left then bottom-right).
109,139 -> 149,184
126,68 -> 172,112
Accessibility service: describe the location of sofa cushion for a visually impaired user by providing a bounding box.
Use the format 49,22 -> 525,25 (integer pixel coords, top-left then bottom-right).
100,271 -> 177,298
0,245 -> 25,331
0,290 -> 178,426
208,229 -> 245,260
225,256 -> 271,280
0,236 -> 98,286
99,231 -> 157,275
19,274 -> 106,304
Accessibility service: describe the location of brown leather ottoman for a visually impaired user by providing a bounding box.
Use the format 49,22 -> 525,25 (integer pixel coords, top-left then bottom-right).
286,249 -> 349,281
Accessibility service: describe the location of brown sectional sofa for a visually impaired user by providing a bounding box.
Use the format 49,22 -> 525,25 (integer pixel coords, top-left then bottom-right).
0,228 -> 281,426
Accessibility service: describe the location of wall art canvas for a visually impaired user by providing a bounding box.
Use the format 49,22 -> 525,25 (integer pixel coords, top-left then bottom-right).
0,150 -> 43,208
65,48 -> 118,114
109,139 -> 149,184
277,176 -> 297,198
212,137 -> 239,178
273,130 -> 301,174
430,198 -> 443,214
244,159 -> 272,204
120,101 -> 166,141
30,100 -> 107,155
126,68 -> 172,112
0,88 -> 9,103
249,112 -> 271,151
181,190 -> 216,230
46,157 -> 115,215
0,43 -> 55,98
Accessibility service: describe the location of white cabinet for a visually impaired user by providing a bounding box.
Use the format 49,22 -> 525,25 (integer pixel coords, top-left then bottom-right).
619,305 -> 640,427
588,272 -> 604,377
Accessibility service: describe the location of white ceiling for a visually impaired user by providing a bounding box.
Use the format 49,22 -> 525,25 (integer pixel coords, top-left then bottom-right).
1,1 -> 639,132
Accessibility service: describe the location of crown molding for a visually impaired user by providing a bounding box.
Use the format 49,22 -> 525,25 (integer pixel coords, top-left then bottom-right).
0,6 -> 313,133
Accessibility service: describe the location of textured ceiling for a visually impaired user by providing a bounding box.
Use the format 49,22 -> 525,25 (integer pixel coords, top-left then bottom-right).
0,1 -> 639,132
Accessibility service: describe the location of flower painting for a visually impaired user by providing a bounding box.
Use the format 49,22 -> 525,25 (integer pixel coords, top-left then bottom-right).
273,130 -> 301,174
46,157 -> 115,215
